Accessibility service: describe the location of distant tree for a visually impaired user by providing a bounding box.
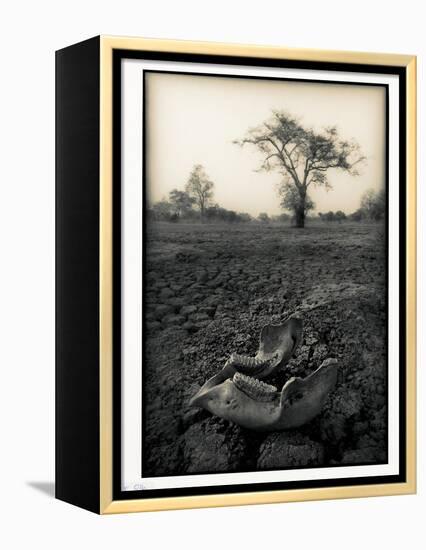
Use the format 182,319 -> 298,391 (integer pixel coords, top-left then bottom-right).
206,204 -> 228,222
371,189 -> 385,221
361,188 -> 385,221
203,205 -> 251,224
235,110 -> 365,228
258,212 -> 270,223
225,210 -> 239,223
151,199 -> 173,221
360,189 -> 376,216
204,204 -> 219,221
185,164 -> 214,222
271,213 -> 290,223
349,208 -> 364,222
238,212 -> 253,223
335,210 -> 347,223
322,211 -> 336,222
168,189 -> 194,218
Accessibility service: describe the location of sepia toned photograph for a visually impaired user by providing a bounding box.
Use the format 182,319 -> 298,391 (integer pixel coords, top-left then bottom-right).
54,36 -> 415,516
141,71 -> 389,479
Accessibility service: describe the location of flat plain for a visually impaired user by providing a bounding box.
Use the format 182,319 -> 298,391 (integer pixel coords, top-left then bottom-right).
143,221 -> 387,477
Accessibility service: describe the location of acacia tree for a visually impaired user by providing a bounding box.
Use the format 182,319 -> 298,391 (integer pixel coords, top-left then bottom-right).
235,111 -> 365,228
185,164 -> 214,222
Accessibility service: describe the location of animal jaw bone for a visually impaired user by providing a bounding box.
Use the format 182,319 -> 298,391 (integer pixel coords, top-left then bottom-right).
190,317 -> 303,403
226,317 -> 303,378
233,372 -> 278,402
189,358 -> 338,432
225,352 -> 279,378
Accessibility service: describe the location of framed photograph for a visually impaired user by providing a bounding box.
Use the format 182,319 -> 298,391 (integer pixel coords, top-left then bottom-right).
55,36 -> 416,514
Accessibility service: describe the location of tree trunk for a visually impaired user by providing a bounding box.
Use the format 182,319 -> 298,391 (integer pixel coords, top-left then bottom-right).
295,207 -> 305,228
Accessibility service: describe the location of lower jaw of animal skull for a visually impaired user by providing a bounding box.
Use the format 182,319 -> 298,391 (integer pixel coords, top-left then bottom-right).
190,358 -> 338,431
192,317 -> 304,404
226,353 -> 279,378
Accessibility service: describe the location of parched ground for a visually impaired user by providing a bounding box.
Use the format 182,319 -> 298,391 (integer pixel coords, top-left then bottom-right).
143,221 -> 387,477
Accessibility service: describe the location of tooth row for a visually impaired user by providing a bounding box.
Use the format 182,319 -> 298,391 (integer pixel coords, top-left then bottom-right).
229,353 -> 277,375
233,372 -> 277,402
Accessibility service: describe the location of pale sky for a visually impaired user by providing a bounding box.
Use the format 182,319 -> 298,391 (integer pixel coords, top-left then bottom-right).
146,73 -> 386,216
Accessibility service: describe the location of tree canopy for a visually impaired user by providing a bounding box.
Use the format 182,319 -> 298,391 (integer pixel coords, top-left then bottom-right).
168,189 -> 194,217
258,212 -> 270,223
235,110 -> 365,227
360,188 -> 385,221
185,164 -> 215,221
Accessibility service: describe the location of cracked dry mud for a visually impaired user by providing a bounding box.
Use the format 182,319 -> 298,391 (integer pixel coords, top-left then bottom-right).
143,222 -> 387,476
